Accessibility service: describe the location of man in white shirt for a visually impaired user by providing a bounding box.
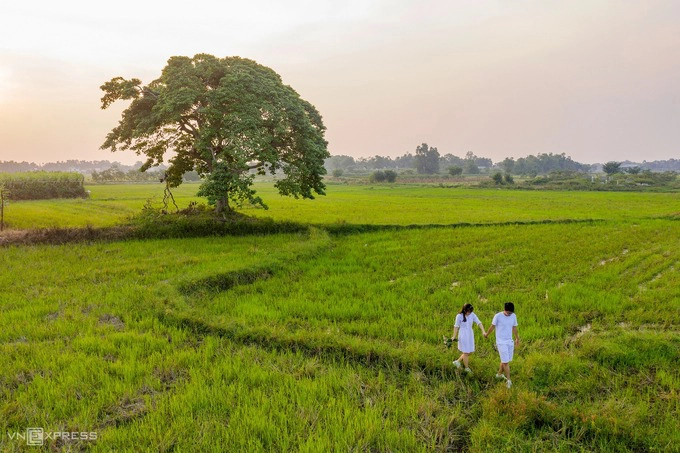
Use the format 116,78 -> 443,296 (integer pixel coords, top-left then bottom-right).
485,302 -> 520,388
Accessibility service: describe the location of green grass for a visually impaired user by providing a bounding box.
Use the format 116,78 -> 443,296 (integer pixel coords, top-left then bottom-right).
243,183 -> 680,225
1,183 -> 204,229
3,181 -> 680,229
1,183 -> 679,451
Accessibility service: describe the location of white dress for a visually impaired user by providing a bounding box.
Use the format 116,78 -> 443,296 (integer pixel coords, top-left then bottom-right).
455,312 -> 481,353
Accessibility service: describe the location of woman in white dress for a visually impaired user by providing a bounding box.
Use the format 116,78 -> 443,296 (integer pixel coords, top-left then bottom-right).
451,303 -> 486,374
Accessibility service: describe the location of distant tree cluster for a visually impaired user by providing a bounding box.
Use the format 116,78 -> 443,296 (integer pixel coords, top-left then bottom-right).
328,148 -> 589,178
447,166 -> 463,177
91,166 -> 165,182
633,159 -> 680,172
415,143 -> 440,174
0,160 -> 166,175
490,171 -> 514,185
90,166 -> 202,183
325,145 -> 493,176
499,153 -> 590,176
601,162 -> 667,176
479,165 -> 678,190
325,154 -> 415,172
601,161 -> 623,175
0,161 -> 40,172
369,170 -> 398,183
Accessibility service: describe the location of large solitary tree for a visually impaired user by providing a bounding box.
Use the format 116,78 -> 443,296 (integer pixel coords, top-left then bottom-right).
100,54 -> 329,214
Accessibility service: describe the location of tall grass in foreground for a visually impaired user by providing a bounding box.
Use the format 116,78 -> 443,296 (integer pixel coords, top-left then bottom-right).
0,172 -> 87,200
1,218 -> 678,451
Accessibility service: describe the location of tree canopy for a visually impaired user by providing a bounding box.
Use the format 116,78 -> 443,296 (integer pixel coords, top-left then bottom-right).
415,143 -> 440,174
499,153 -> 590,176
602,161 -> 622,175
100,54 -> 329,213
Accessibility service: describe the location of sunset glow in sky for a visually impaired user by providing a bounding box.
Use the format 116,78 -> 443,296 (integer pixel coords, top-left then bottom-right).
1,0 -> 679,165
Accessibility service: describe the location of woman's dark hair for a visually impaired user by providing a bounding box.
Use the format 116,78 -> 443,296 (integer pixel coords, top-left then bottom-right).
460,303 -> 474,322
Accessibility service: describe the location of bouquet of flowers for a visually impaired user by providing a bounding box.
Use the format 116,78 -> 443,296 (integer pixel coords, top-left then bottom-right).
443,336 -> 456,348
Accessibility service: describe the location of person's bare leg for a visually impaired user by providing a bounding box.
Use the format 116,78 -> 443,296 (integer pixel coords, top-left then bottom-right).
462,353 -> 469,368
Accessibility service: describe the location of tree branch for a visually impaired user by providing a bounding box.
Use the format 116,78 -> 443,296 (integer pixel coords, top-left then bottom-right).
178,120 -> 198,138
142,87 -> 159,98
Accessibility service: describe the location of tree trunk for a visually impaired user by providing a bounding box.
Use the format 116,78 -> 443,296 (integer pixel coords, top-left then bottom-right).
215,196 -> 230,216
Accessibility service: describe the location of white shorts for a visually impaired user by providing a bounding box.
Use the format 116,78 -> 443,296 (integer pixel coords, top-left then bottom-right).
497,343 -> 514,363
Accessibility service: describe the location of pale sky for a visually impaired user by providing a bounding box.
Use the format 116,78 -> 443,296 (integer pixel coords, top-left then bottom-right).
1,0 -> 678,165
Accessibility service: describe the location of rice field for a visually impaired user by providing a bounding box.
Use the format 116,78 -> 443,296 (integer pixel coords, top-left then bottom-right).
1,182 -> 678,451
4,182 -> 680,229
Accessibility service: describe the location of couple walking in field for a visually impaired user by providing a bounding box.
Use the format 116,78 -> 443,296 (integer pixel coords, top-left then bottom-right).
450,302 -> 519,388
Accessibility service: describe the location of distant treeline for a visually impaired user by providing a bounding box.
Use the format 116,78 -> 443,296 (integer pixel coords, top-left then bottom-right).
325,150 -> 680,176
91,166 -> 200,183
0,160 -> 151,174
91,166 -> 201,183
497,154 -> 592,175
325,149 -> 494,175
0,160 -> 201,182
1,153 -> 679,178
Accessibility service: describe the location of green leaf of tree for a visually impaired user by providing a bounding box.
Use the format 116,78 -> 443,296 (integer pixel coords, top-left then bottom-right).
100,54 -> 329,213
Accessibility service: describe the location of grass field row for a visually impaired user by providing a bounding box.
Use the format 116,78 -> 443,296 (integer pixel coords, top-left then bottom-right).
2,182 -> 680,230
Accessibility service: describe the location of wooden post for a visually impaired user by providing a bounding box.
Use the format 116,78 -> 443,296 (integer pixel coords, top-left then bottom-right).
0,186 -> 8,231
0,187 -> 4,231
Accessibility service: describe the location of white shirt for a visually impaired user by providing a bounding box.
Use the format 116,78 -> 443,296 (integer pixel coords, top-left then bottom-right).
492,312 -> 518,345
454,312 -> 481,329
454,312 -> 481,353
